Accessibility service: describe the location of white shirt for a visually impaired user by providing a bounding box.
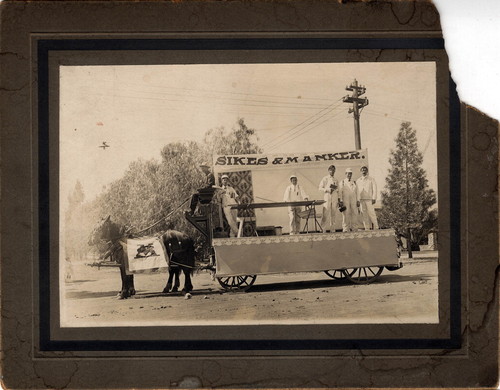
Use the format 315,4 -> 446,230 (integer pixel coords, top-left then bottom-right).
221,185 -> 238,207
356,175 -> 377,201
283,184 -> 309,202
318,175 -> 339,195
339,178 -> 358,202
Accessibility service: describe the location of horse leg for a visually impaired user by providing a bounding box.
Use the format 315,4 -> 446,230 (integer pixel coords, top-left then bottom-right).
181,268 -> 193,294
172,267 -> 180,292
128,275 -> 136,296
163,269 -> 175,293
118,265 -> 130,299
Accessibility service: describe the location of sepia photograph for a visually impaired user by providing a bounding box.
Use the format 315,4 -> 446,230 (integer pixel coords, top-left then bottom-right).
59,61 -> 439,327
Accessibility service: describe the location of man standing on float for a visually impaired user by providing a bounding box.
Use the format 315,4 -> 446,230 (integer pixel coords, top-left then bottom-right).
318,165 -> 339,232
339,168 -> 359,232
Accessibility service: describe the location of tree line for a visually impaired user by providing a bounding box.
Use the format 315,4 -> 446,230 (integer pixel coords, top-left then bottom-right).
64,119 -> 262,259
64,119 -> 436,261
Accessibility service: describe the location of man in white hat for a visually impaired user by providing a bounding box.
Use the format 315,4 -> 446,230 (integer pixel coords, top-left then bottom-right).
356,165 -> 379,230
318,164 -> 339,232
283,174 -> 309,235
220,174 -> 239,237
339,168 -> 359,232
199,161 -> 216,187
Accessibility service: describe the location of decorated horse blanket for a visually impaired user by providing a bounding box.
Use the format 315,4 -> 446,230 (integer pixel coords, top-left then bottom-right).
121,236 -> 169,274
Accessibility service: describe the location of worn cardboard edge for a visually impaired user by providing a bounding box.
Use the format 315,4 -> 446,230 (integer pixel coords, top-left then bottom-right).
0,1 -> 498,388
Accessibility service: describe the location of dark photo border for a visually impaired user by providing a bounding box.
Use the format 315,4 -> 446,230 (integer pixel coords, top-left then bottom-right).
37,37 -> 461,353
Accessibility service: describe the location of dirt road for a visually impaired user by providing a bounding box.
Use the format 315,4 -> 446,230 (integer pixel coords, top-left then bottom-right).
61,252 -> 438,327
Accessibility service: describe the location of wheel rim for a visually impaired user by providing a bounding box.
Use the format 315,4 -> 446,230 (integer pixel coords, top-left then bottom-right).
324,270 -> 347,280
217,275 -> 257,291
343,266 -> 383,284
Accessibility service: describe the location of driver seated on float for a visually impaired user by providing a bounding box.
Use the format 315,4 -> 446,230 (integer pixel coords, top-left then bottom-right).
186,162 -> 216,216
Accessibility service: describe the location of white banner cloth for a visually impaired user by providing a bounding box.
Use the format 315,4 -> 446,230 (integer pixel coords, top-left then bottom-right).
122,236 -> 169,274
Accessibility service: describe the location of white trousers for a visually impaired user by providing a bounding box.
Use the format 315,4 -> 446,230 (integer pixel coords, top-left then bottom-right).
359,199 -> 379,230
223,206 -> 239,237
288,206 -> 302,234
321,193 -> 338,231
342,194 -> 358,232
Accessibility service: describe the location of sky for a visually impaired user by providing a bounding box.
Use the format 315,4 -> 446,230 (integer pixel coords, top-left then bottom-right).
59,62 -> 437,209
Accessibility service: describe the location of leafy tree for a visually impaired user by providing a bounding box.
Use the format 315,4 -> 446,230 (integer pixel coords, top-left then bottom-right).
94,158 -> 163,229
379,122 -> 437,251
204,118 -> 262,156
85,119 -> 263,251
158,141 -> 207,233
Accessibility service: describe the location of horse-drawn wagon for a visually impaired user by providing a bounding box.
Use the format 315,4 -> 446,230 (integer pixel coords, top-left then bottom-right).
88,148 -> 402,298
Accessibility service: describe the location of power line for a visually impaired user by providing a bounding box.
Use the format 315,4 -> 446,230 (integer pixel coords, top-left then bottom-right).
260,98 -> 344,150
83,90 -> 333,111
267,108 -> 346,152
265,105 -> 344,150
81,77 -> 334,103
103,86 -> 332,108
363,111 -> 435,131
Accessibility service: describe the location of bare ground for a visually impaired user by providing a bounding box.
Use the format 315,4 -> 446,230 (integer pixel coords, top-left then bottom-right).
60,253 -> 438,327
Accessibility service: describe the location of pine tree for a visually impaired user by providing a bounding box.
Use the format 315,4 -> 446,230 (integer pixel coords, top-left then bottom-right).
64,180 -> 91,261
379,122 -> 437,251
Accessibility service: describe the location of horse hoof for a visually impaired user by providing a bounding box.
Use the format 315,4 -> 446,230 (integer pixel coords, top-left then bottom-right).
119,291 -> 130,299
130,289 -> 136,296
171,287 -> 178,293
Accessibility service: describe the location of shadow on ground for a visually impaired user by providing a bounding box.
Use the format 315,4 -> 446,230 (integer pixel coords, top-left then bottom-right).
134,287 -> 224,299
65,290 -> 121,299
246,272 -> 435,293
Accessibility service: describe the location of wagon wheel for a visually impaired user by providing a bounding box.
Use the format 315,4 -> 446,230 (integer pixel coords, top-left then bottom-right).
343,266 -> 384,284
217,275 -> 257,291
324,270 -> 348,280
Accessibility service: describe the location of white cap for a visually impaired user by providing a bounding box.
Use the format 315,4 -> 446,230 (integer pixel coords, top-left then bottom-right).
221,174 -> 229,179
290,174 -> 297,179
345,168 -> 353,173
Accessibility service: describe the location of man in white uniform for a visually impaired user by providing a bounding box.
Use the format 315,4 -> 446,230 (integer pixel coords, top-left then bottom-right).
339,168 -> 359,232
356,166 -> 379,230
283,175 -> 309,235
318,165 -> 339,232
220,174 -> 239,237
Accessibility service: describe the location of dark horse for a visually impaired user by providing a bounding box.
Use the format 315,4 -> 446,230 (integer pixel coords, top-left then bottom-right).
88,216 -> 195,299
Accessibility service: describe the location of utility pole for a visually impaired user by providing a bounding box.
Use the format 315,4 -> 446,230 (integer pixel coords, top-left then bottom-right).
343,79 -> 369,150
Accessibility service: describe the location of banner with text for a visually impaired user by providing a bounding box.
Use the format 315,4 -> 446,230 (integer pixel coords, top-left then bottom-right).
213,149 -> 369,233
214,150 -> 368,172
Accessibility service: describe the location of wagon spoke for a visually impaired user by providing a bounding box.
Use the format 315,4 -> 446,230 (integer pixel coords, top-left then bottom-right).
324,270 -> 348,280
217,275 -> 257,291
344,267 -> 383,284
